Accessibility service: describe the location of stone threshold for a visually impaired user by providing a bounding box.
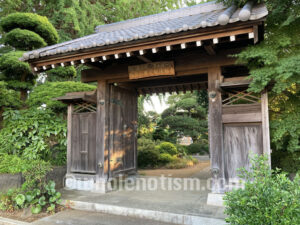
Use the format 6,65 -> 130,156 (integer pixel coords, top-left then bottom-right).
61,199 -> 226,225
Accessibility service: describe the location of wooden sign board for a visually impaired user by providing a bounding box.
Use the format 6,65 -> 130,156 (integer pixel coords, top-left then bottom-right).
128,61 -> 175,80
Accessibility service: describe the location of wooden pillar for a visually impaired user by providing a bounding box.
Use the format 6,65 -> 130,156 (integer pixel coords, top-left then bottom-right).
208,66 -> 225,193
261,90 -> 271,166
67,104 -> 73,174
96,80 -> 109,179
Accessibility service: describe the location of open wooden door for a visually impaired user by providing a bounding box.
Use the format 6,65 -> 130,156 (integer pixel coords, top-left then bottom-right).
108,85 -> 138,177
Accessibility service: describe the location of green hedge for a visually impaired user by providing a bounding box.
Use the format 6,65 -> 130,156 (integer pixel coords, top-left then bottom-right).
0,13 -> 59,45
4,28 -> 47,50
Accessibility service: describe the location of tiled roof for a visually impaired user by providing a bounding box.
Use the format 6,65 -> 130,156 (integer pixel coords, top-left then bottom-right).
22,1 -> 267,62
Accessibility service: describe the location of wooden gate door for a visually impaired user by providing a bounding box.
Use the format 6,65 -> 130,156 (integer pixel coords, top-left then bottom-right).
108,85 -> 138,177
71,105 -> 97,174
222,90 -> 264,189
223,124 -> 263,183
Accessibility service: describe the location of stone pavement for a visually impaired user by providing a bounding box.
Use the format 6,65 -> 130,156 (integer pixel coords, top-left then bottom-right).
33,209 -> 174,225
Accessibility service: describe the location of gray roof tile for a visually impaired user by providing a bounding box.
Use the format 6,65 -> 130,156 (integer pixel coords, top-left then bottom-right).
22,1 -> 267,61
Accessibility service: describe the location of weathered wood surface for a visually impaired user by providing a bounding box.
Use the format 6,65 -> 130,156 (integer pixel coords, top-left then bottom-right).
67,105 -> 73,174
71,112 -> 96,173
261,90 -> 271,166
208,66 -> 225,194
224,124 -> 263,185
222,103 -> 261,114
81,49 -> 239,83
108,86 -> 137,177
128,61 -> 175,80
96,81 -> 109,177
222,112 -> 262,123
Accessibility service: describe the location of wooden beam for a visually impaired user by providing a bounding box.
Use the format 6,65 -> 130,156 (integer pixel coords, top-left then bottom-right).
67,104 -> 73,174
96,80 -> 109,178
222,112 -> 262,123
204,45 -> 216,55
81,49 -> 238,83
137,55 -> 152,63
208,66 -> 225,194
261,90 -> 271,166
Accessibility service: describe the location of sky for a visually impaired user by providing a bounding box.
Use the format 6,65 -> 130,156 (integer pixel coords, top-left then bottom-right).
144,95 -> 169,114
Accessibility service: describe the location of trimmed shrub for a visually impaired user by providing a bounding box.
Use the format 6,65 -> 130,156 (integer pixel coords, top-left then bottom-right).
157,142 -> 178,156
158,153 -> 174,164
0,51 -> 32,80
46,66 -> 77,82
0,13 -> 59,45
4,28 -> 46,50
224,155 -> 300,225
187,143 -> 208,155
137,138 -> 160,168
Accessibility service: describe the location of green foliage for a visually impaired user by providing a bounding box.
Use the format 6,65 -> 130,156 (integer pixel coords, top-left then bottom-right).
224,155 -> 300,225
160,92 -> 208,142
164,156 -> 197,169
137,137 -> 160,168
4,28 -> 47,50
217,0 -> 300,160
0,81 -> 21,108
22,160 -> 51,190
0,51 -> 34,89
27,81 -> 96,112
0,154 -> 29,174
0,158 -> 60,214
0,0 -> 186,42
218,0 -> 263,7
46,66 -> 77,82
0,109 -> 67,161
272,150 -> 300,174
158,153 -> 174,164
0,12 -> 59,45
156,142 -> 178,156
187,143 -> 209,155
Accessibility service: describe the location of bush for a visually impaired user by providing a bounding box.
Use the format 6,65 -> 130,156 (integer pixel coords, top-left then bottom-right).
158,153 -> 174,164
0,13 -> 59,45
0,51 -> 33,82
27,81 -> 96,113
0,154 -> 29,174
0,109 -> 67,162
137,138 -> 160,168
224,155 -> 300,225
157,142 -> 178,156
165,156 -> 197,169
187,143 -> 208,155
175,144 -> 188,157
4,28 -> 46,51
46,66 -> 77,82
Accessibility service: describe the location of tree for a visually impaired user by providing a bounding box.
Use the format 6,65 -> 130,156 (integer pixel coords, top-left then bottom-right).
0,0 -> 186,42
160,92 -> 208,143
0,13 -> 59,101
219,0 -> 300,172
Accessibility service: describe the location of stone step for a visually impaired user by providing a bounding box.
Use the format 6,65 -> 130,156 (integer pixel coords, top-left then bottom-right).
62,199 -> 226,225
